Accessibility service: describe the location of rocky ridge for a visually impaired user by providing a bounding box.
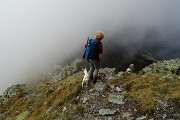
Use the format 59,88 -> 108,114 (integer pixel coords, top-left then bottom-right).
140,58 -> 180,75
0,58 -> 179,120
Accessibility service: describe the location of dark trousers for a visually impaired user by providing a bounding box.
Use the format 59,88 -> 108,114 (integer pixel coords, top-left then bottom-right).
88,60 -> 99,82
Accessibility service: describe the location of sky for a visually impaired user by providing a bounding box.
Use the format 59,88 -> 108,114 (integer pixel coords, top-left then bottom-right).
0,0 -> 180,94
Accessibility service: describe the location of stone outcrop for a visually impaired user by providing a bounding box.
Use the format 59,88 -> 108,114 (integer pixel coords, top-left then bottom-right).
140,58 -> 180,74
0,84 -> 26,105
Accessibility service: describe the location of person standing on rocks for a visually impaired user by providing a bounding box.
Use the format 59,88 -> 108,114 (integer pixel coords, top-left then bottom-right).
83,31 -> 104,84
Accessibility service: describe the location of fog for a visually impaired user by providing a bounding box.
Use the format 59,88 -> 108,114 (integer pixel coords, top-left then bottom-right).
0,0 -> 180,94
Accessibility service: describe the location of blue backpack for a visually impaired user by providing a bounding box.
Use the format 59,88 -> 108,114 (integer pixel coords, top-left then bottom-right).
83,38 -> 100,60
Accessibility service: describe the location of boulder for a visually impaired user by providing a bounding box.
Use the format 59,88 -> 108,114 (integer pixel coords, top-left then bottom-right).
3,84 -> 26,99
51,58 -> 83,80
135,115 -> 147,120
99,109 -> 117,116
122,112 -> 132,119
116,71 -> 123,77
95,81 -> 105,93
99,68 -> 116,80
0,84 -> 25,105
126,64 -> 135,72
82,97 -> 89,104
70,58 -> 83,73
108,94 -> 125,105
140,58 -> 180,74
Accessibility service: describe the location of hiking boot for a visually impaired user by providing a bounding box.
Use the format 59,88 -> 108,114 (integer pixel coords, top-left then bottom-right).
89,75 -> 93,80
93,80 -> 97,84
93,77 -> 97,84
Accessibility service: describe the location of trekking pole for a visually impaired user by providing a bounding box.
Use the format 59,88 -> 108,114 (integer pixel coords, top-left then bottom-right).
82,37 -> 90,69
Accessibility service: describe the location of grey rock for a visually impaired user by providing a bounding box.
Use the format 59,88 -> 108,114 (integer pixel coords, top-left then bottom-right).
122,112 -> 132,119
107,117 -> 113,120
160,75 -> 174,81
4,84 -> 25,96
2,84 -> 26,102
136,115 -> 147,120
46,107 -> 52,114
82,97 -> 89,104
163,114 -> 167,119
50,58 -> 83,81
116,71 -> 123,77
108,94 -> 125,105
95,82 -> 105,94
140,67 -> 152,74
77,96 -> 80,100
99,109 -> 117,116
173,113 -> 180,118
52,65 -> 63,75
62,106 -> 67,112
107,76 -> 115,80
0,112 -> 5,118
70,58 -> 83,73
102,94 -> 106,98
126,64 -> 135,72
156,99 -> 168,108
52,74 -> 64,81
26,88 -> 38,97
115,87 -> 123,92
109,84 -> 115,89
99,68 -> 116,80
40,72 -> 53,81
140,58 -> 180,74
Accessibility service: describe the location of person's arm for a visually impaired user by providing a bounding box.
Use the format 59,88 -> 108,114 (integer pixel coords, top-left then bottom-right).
97,42 -> 103,54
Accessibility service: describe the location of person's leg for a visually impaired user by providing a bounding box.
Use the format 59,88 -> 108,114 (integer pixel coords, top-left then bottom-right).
93,61 -> 99,84
88,62 -> 94,80
89,60 -> 99,84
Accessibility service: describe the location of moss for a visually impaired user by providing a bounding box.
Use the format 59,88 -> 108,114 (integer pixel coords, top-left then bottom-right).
88,98 -> 97,104
6,111 -> 29,120
5,117 -> 14,120
65,112 -> 72,120
69,98 -> 78,104
75,105 -> 84,116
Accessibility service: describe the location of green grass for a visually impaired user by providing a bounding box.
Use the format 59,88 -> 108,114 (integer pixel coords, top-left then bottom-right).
107,73 -> 180,112
1,72 -> 179,118
0,76 -> 83,120
65,112 -> 72,120
75,105 -> 84,116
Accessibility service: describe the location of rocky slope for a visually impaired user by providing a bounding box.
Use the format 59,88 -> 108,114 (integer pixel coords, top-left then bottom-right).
0,59 -> 179,120
140,58 -> 180,75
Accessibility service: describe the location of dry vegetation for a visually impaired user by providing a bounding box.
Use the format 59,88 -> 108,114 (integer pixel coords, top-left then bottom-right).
1,72 -> 180,119
107,73 -> 180,112
0,76 -> 83,119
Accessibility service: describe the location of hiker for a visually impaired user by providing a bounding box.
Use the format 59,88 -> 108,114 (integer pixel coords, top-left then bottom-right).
83,31 -> 104,84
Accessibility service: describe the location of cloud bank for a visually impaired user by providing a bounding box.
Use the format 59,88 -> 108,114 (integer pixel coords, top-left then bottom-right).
0,0 -> 180,93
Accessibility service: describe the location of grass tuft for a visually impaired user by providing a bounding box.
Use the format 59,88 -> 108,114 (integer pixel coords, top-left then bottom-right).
107,73 -> 180,112
75,105 -> 84,116
0,76 -> 83,119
